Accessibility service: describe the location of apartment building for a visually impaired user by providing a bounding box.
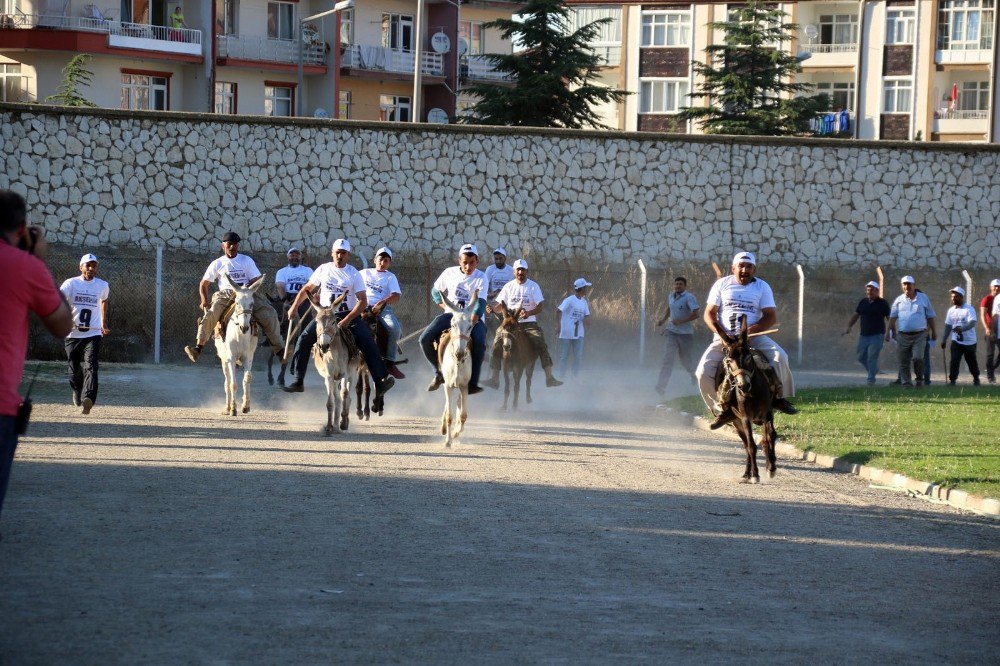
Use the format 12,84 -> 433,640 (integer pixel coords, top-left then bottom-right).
0,0 -> 518,122
567,0 -> 999,142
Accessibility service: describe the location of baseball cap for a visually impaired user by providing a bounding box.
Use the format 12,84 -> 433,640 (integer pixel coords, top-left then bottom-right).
573,278 -> 592,290
512,259 -> 528,270
375,246 -> 393,259
900,275 -> 915,284
732,251 -> 756,266
459,243 -> 479,257
950,286 -> 966,297
493,247 -> 508,257
222,231 -> 241,243
79,253 -> 98,265
865,281 -> 880,290
991,279 -> 1000,288
331,238 -> 352,253
286,246 -> 301,256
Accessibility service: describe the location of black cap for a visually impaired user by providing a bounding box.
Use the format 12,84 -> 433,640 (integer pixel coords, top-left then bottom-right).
222,231 -> 241,243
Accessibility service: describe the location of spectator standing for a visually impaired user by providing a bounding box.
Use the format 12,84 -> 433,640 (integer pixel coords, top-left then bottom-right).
941,287 -> 980,386
555,278 -> 592,377
980,279 -> 1000,384
887,276 -> 937,388
843,280 -> 891,384
0,190 -> 73,529
60,254 -> 110,414
655,277 -> 699,396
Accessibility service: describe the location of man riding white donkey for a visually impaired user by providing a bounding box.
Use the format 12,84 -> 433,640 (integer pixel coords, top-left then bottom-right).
695,251 -> 798,429
184,231 -> 285,363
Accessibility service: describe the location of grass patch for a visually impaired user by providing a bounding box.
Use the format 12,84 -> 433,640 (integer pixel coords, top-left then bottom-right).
668,385 -> 1000,500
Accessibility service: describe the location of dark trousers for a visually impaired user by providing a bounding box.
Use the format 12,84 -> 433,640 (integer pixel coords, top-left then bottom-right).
65,336 -> 102,403
419,313 -> 487,387
948,341 -> 980,382
986,325 -> 997,382
657,331 -> 696,390
292,317 -> 387,383
1,415 -> 18,522
489,322 -> 555,372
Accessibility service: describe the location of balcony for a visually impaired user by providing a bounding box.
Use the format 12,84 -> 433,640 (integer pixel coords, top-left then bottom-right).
798,40 -> 858,69
935,48 -> 992,65
461,55 -> 511,82
933,110 -> 989,136
341,44 -> 444,77
108,21 -> 201,56
217,34 -> 326,67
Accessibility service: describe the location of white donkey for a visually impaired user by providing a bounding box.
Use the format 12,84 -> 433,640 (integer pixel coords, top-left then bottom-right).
309,294 -> 364,435
439,290 -> 479,448
215,274 -> 265,416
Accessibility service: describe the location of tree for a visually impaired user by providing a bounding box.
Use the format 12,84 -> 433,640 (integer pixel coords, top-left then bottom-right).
461,0 -> 628,129
45,54 -> 98,108
679,1 -> 828,136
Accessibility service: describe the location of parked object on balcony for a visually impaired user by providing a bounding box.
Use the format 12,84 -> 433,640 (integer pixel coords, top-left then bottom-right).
83,4 -> 115,23
39,0 -> 70,28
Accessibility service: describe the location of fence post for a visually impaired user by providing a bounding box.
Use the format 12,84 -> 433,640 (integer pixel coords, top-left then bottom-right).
795,263 -> 805,366
638,258 -> 647,365
154,243 -> 163,364
961,269 -> 973,302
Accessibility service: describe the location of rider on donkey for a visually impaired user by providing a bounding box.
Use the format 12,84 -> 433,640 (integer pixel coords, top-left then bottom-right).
281,239 -> 395,401
185,231 -> 284,363
360,246 -> 405,379
694,251 -> 798,429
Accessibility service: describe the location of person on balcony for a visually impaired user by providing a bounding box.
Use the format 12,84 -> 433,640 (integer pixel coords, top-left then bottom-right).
169,6 -> 188,42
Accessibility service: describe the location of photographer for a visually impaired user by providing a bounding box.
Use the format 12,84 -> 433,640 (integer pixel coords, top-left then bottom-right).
0,190 -> 73,532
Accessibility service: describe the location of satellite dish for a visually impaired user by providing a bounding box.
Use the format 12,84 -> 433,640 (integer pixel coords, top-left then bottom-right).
427,108 -> 449,124
314,107 -> 331,119
457,37 -> 469,56
804,24 -> 818,40
796,51 -> 812,62
431,31 -> 451,54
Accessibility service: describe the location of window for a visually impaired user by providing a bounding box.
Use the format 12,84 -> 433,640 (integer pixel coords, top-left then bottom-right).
340,8 -> 353,45
215,81 -> 236,114
639,79 -> 689,113
883,78 -> 912,113
338,90 -> 351,119
818,14 -> 858,46
960,80 -> 990,110
641,12 -> 691,47
265,83 -> 293,116
815,81 -> 855,111
886,9 -> 915,44
572,7 -> 622,44
459,20 -> 484,55
937,0 -> 995,50
215,0 -> 238,35
0,63 -> 27,103
267,1 -> 294,40
120,72 -> 169,111
379,94 -> 411,122
382,13 -> 414,51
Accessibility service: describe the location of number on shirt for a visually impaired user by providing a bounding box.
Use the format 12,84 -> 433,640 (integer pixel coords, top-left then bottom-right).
573,321 -> 580,337
78,308 -> 92,330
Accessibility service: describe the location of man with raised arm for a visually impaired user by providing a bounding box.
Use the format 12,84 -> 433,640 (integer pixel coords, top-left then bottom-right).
360,246 -> 405,379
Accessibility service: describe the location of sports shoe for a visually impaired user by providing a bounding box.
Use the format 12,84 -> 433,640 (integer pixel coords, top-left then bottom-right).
468,385 -> 484,395
483,375 -> 500,390
546,376 -> 564,388
427,372 -> 444,391
81,398 -> 93,415
914,380 -> 923,389
709,409 -> 735,430
282,380 -> 304,393
773,398 -> 798,415
376,376 -> 395,397
184,345 -> 201,363
387,363 -> 406,380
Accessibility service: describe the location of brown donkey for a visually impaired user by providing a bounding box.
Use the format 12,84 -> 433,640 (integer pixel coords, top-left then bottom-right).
495,304 -> 538,411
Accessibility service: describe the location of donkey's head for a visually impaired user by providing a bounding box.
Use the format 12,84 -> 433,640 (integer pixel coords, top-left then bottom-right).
497,303 -> 524,357
223,274 -> 265,334
444,288 -> 479,361
312,292 -> 347,354
721,315 -> 754,393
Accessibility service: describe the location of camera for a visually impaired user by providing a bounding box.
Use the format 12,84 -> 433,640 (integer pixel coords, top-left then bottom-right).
17,226 -> 39,255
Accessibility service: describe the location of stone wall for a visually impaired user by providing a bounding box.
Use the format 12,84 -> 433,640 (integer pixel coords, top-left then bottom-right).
2,103 -> 999,269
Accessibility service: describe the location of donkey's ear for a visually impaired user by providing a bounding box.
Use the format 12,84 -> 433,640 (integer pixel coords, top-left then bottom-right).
499,301 -> 509,318
739,315 -> 748,341
441,295 -> 459,314
222,273 -> 239,291
248,274 -> 266,292
465,289 -> 480,314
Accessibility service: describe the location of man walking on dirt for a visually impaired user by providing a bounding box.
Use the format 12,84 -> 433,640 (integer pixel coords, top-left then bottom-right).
60,254 -> 110,414
843,281 -> 891,385
886,276 -> 936,388
655,276 -> 699,396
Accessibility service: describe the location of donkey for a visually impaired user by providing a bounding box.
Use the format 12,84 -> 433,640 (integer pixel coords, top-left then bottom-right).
310,294 -> 364,435
495,304 -> 538,411
716,316 -> 777,483
215,274 -> 265,416
265,294 -> 291,387
439,289 -> 479,448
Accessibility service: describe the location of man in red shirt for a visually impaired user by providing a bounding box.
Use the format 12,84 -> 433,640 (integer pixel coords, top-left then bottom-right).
0,190 -> 73,531
981,279 -> 1000,384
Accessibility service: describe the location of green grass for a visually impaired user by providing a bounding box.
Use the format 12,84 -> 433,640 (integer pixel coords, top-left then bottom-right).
669,385 -> 1000,499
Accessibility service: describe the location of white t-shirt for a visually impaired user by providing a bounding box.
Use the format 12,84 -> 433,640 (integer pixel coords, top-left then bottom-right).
993,297 -> 1000,319
557,295 -> 590,339
275,264 -> 314,296
707,275 -> 776,336
496,279 -> 545,323
434,266 -> 486,310
60,276 -> 110,339
307,262 -> 366,313
945,304 -> 978,345
202,254 -> 262,290
360,268 -> 402,307
484,264 -> 515,297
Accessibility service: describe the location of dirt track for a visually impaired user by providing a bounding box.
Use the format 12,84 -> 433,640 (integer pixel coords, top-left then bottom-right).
1,363 -> 997,663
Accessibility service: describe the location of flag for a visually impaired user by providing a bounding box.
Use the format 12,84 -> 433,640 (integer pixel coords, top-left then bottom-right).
950,83 -> 958,111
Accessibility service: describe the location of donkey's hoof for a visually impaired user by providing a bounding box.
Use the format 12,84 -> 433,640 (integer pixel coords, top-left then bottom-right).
242,406 -> 250,414
229,409 -> 237,417
323,425 -> 335,436
267,377 -> 274,386
767,469 -> 777,479
749,476 -> 760,484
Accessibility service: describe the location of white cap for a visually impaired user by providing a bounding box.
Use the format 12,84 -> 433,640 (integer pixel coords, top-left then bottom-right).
950,286 -> 965,297
493,247 -> 508,257
79,253 -> 98,265
991,279 -> 1000,288
865,281 -> 880,290
512,259 -> 528,270
331,238 -> 352,253
459,243 -> 479,257
286,246 -> 301,256
900,275 -> 915,284
375,246 -> 393,259
732,251 -> 756,266
573,278 -> 592,290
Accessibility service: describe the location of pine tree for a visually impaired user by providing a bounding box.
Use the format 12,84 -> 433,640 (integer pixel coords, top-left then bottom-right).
45,54 -> 98,108
461,0 -> 628,129
679,1 -> 828,135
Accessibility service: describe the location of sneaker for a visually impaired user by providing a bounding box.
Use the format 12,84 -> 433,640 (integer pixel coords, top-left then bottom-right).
376,376 -> 395,397
889,378 -> 902,385
72,393 -> 81,407
915,380 -> 923,389
282,380 -> 304,393
184,345 -> 201,363
545,376 -> 564,388
947,380 -> 956,386
483,375 -> 501,390
772,398 -> 798,415
387,363 -> 406,380
468,385 -> 484,395
655,385 -> 667,396
427,372 -> 444,392
866,379 -> 876,385
901,382 -> 914,388
81,398 -> 93,415
709,410 -> 735,430
973,379 -> 981,386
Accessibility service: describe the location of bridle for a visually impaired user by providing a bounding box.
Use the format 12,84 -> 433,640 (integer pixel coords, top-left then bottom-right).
231,302 -> 254,334
722,348 -> 756,399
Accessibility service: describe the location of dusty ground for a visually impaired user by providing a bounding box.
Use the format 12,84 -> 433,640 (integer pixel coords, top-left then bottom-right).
0,361 -> 997,664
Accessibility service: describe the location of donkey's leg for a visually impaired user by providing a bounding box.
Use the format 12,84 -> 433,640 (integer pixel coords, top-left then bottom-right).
356,370 -> 364,419
512,367 -> 523,411
502,368 -> 511,411
277,358 -> 287,387
455,387 -> 469,439
241,362 -> 253,413
743,416 -> 760,484
763,413 -> 778,478
442,387 -> 453,444
324,376 -> 337,436
525,361 -> 536,404
266,351 -> 275,386
366,371 -> 374,418
222,360 -> 236,416
340,377 -> 351,431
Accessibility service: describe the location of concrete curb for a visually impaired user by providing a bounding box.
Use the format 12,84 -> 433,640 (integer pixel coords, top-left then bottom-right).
658,406 -> 1000,517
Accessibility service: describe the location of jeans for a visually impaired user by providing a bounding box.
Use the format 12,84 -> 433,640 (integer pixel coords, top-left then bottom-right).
419,313 -> 487,387
948,341 -> 980,382
0,415 -> 18,522
378,306 -> 402,362
657,331 -> 696,391
557,338 -> 584,377
66,335 -> 102,403
291,316 -> 387,383
856,333 -> 883,382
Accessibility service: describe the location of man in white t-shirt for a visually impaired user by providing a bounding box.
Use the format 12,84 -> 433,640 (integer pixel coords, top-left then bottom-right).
484,247 -> 515,302
941,286 -> 980,385
484,259 -> 564,389
184,231 -> 284,362
695,251 -> 797,429
275,246 -> 313,304
282,239 -> 395,402
360,247 -> 405,379
418,244 -> 488,394
60,253 -> 110,414
556,277 -> 592,377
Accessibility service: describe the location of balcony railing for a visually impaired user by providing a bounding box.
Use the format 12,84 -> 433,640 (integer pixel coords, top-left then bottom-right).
461,55 -> 511,81
808,42 -> 857,53
341,44 -> 444,76
2,13 -> 202,56
0,12 -> 112,32
935,48 -> 992,64
217,34 -> 326,66
935,109 -> 989,120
